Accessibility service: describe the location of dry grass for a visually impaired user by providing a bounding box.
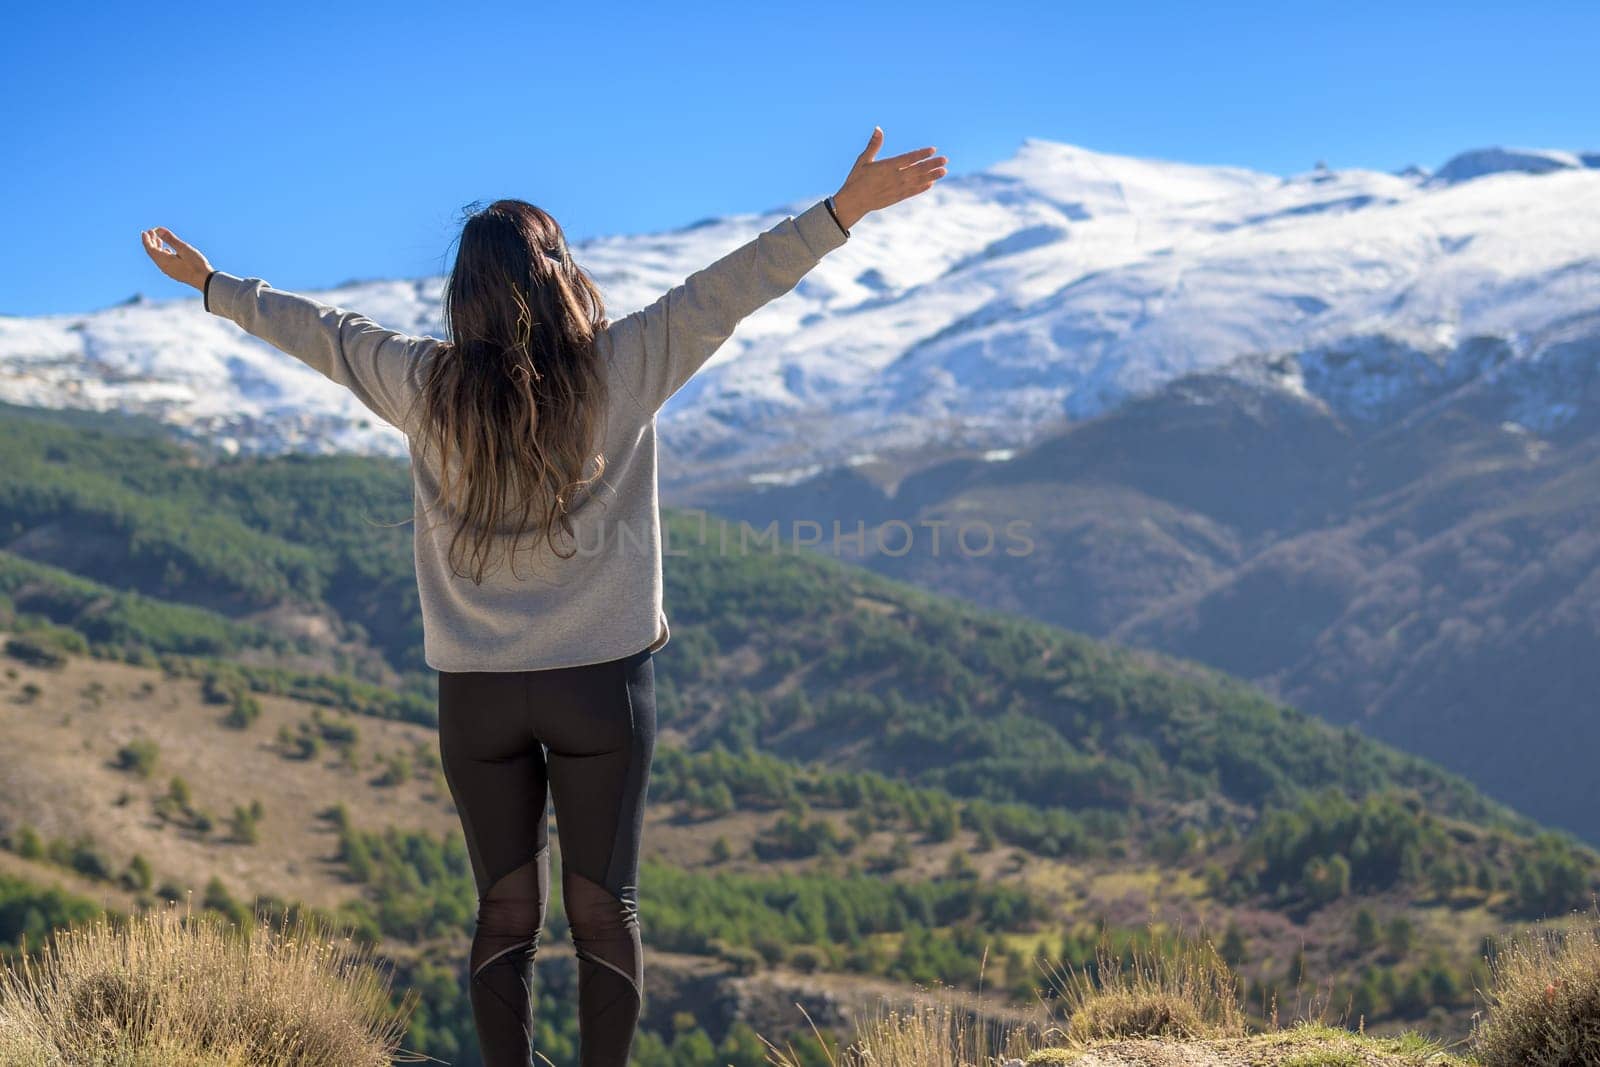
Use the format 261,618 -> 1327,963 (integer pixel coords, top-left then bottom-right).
759,991 -> 1047,1066
753,932 -> 1484,1066
0,651 -> 460,914
0,895 -> 415,1067
757,933 -> 1252,1066
758,945 -> 1052,1066
1472,911 -> 1600,1066
1044,936 -> 1247,1045
1020,1023 -> 1470,1066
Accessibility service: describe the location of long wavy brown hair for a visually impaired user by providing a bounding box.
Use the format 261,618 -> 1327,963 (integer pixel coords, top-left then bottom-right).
406,198 -> 611,584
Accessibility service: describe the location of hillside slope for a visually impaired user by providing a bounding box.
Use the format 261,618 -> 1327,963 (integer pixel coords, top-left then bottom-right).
0,402 -> 1530,829
701,329 -> 1600,841
1,404 -> 1597,1061
0,610 -> 1586,1057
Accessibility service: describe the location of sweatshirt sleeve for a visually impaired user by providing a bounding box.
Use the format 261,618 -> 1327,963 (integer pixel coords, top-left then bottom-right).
203,270 -> 429,431
601,197 -> 849,415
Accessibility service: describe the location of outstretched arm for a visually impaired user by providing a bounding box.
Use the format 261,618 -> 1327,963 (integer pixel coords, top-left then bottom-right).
602,127 -> 948,415
140,226 -> 428,431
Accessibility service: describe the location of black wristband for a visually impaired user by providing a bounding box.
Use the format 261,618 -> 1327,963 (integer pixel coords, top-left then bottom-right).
824,195 -> 850,239
203,269 -> 217,313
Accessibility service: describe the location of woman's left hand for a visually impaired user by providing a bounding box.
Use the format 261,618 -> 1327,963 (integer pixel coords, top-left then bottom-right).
140,226 -> 214,291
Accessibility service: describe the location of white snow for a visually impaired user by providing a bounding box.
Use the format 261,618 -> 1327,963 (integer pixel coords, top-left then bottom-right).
2,140 -> 1596,483
1428,147 -> 1592,185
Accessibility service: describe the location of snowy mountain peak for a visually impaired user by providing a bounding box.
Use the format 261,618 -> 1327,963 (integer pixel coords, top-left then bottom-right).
1429,146 -> 1593,185
986,137 -> 1274,213
2,140 -> 1598,490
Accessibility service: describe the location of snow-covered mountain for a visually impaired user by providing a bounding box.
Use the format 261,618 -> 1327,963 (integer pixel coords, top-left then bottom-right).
3,139 -> 1596,485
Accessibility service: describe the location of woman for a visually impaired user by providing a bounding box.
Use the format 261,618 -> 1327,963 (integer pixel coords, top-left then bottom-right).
140,126 -> 947,1066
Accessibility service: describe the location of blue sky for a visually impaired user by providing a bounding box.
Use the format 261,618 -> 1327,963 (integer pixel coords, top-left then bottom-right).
2,0 -> 1594,317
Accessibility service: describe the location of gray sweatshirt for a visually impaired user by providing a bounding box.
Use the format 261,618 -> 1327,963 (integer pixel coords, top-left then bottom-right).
204,196 -> 850,672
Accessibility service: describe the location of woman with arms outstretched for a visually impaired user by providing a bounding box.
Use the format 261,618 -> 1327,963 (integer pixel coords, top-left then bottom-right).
140,127 -> 947,1067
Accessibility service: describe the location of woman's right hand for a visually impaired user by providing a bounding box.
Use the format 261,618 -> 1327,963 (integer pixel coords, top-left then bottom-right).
831,127 -> 948,230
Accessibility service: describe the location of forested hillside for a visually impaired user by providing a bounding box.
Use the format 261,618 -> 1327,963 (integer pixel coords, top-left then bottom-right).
0,401 -> 1595,1063
701,348 -> 1600,843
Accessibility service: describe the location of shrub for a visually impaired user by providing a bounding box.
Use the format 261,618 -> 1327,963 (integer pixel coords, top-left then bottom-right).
284,732 -> 320,761
1354,907 -> 1380,952
4,637 -> 65,669
122,853 -> 154,893
1385,915 -> 1416,958
224,691 -> 261,729
712,942 -> 762,977
1473,914 -> 1600,1066
229,803 -> 262,845
13,826 -> 43,860
0,897 -> 411,1065
200,672 -> 236,706
116,739 -> 159,778
1048,934 -> 1245,1044
788,945 -> 828,973
67,839 -> 114,881
374,752 -> 410,787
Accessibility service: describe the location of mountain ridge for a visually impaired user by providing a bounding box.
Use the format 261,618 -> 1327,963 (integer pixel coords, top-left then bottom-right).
696,323 -> 1600,839
3,139 -> 1596,492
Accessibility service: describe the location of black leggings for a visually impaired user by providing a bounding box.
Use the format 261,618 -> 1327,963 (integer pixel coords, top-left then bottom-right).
437,646 -> 656,1067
